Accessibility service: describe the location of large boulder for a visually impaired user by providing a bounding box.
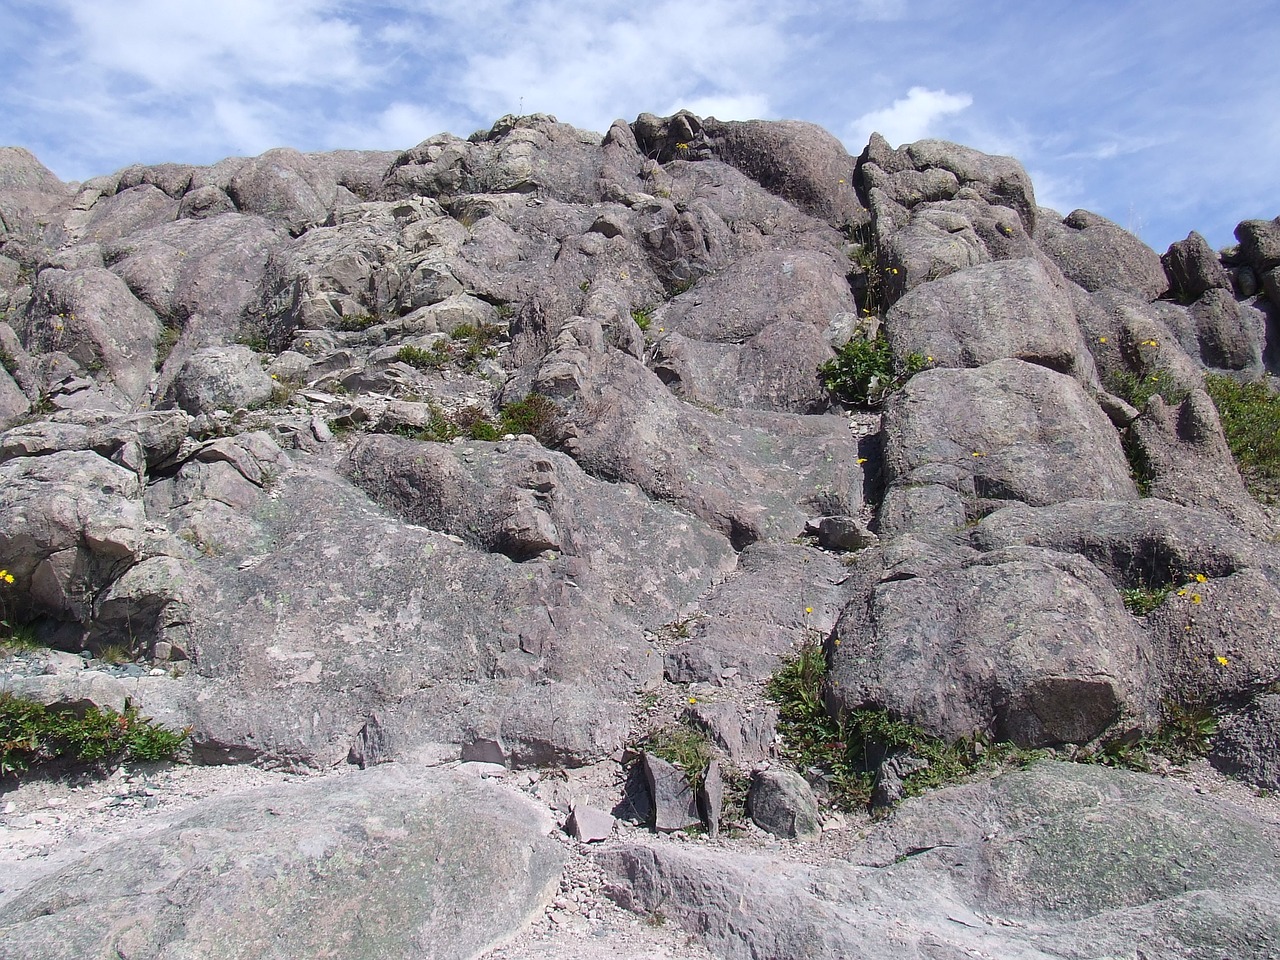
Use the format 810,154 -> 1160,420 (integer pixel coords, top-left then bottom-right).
168,344 -> 274,414
1038,209 -> 1168,300
828,543 -> 1153,746
884,257 -> 1091,376
0,764 -> 564,960
878,359 -> 1136,534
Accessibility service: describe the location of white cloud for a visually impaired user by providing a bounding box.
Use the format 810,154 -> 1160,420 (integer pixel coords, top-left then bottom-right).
327,102 -> 463,151
414,0 -> 791,133
848,86 -> 973,149
55,0 -> 370,92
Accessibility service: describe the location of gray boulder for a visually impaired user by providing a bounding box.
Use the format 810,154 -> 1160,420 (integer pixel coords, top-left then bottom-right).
169,344 -> 274,414
227,147 -> 338,233
20,266 -> 159,402
0,764 -> 564,960
1163,230 -> 1231,301
747,768 -> 820,839
829,544 -> 1154,746
1038,208 -> 1168,300
884,257 -> 1090,376
77,184 -> 180,244
700,117 -> 864,228
1234,217 -> 1280,273
879,359 -> 1136,534
643,752 -> 701,832
599,762 -> 1280,960
903,139 -> 1038,233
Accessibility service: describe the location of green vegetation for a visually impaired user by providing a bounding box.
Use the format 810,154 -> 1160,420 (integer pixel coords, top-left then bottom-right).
391,395 -> 562,446
1105,367 -> 1188,410
1083,700 -> 1218,771
1205,373 -> 1280,502
0,344 -> 19,378
393,343 -> 451,370
820,334 -> 928,407
767,642 -> 1038,810
334,313 -> 380,332
643,722 -> 713,788
1119,584 -> 1172,616
631,307 -> 653,331
1,693 -> 188,777
154,325 -> 181,369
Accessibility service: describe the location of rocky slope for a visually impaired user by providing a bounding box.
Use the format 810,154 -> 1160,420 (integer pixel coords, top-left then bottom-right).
1,110 -> 1279,958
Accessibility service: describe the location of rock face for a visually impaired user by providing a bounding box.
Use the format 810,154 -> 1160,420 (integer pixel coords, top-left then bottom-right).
2,111 -> 1279,959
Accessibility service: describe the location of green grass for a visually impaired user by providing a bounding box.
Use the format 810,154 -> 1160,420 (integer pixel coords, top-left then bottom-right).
1105,368 -> 1189,409
767,642 -> 1039,810
334,313 -> 380,332
1204,374 -> 1280,501
498,394 -> 561,444
631,307 -> 653,331
820,334 -> 928,408
1082,700 -> 1217,771
643,723 -> 713,788
1,693 -> 188,777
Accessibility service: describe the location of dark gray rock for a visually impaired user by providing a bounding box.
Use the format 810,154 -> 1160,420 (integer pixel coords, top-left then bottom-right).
643,752 -> 701,832
1234,217 -> 1280,273
1038,208 -> 1168,300
747,768 -> 820,839
812,515 -> 878,552
0,764 -> 564,960
1211,694 -> 1280,790
699,759 -> 725,837
700,117 -> 864,228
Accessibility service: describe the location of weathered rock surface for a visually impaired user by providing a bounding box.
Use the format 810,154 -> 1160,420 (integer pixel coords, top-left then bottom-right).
0,763 -> 564,960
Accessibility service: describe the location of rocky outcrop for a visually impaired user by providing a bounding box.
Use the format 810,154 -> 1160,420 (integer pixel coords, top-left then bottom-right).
2,110 -> 1279,960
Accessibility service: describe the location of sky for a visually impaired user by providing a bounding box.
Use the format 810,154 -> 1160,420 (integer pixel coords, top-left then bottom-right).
1,0 -> 1276,253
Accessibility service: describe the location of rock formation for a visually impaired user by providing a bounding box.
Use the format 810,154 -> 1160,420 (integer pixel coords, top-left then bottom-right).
1,110 -> 1278,958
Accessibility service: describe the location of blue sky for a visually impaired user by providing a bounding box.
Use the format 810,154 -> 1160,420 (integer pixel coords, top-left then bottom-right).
1,0 -> 1276,253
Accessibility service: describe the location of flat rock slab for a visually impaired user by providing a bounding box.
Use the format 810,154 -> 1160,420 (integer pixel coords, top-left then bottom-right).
599,762 -> 1280,960
0,763 -> 564,960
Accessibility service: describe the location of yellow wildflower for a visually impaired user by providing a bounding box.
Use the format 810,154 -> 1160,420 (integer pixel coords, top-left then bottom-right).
687,697 -> 697,704
0,569 -> 12,584
1194,573 -> 1207,583
1176,588 -> 1187,597
805,607 -> 813,615
856,457 -> 868,465
1216,655 -> 1229,666
971,451 -> 985,458
1191,594 -> 1202,604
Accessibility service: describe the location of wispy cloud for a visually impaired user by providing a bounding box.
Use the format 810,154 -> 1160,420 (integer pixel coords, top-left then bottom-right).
848,86 -> 973,149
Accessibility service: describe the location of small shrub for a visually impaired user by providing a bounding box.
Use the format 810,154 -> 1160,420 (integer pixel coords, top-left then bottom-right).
643,723 -> 713,788
154,325 -> 181,369
334,314 -> 380,332
1083,700 -> 1217,771
820,334 -> 928,407
1205,374 -> 1280,501
1120,585 -> 1172,615
499,394 -> 561,445
394,344 -> 451,371
631,307 -> 653,331
0,694 -> 188,777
